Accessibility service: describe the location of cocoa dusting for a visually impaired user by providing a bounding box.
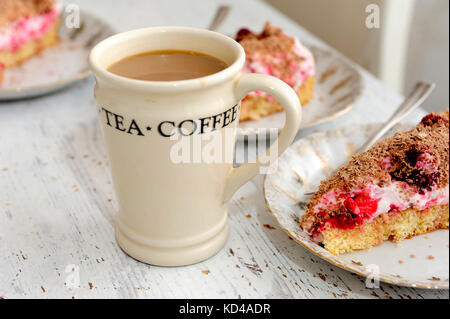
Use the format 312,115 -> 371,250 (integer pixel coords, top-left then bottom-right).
329,76 -> 352,95
320,66 -> 338,83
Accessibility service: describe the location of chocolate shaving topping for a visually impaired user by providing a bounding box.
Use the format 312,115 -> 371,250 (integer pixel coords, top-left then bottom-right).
235,22 -> 304,82
236,22 -> 296,53
0,0 -> 56,28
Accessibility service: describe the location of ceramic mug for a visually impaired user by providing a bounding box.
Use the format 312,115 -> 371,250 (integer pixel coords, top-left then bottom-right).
89,27 -> 302,266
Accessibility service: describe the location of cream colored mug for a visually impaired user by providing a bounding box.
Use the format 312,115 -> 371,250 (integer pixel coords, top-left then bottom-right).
89,27 -> 302,266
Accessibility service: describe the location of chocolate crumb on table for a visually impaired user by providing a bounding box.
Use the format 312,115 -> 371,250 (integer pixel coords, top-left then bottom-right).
430,277 -> 441,281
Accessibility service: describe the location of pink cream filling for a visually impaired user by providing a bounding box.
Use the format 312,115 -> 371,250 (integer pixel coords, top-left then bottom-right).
243,38 -> 315,99
313,182 -> 449,229
0,2 -> 61,52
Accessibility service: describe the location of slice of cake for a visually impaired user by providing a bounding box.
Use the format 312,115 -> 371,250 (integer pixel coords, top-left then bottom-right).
0,0 -> 61,83
300,111 -> 449,255
235,22 -> 315,121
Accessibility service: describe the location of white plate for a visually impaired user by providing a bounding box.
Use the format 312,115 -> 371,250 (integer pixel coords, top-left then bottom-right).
263,123 -> 449,289
238,46 -> 364,139
0,10 -> 114,100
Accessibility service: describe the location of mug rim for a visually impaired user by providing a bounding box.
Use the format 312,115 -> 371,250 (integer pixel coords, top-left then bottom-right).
89,26 -> 245,93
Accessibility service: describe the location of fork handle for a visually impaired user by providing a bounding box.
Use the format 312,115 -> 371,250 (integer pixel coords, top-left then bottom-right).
207,5 -> 231,31
358,82 -> 435,154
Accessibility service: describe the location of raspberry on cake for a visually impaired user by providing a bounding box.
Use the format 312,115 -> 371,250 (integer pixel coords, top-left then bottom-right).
235,22 -> 315,121
300,110 -> 449,255
0,0 -> 61,83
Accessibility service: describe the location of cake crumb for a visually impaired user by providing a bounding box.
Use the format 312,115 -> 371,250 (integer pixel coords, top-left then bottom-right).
398,260 -> 404,264
427,255 -> 435,260
409,254 -> 416,258
201,270 -> 210,275
88,282 -> 93,290
429,277 -> 440,281
263,224 -> 276,230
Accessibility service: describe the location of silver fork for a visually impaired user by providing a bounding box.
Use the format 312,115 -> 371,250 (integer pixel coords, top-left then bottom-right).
207,5 -> 231,31
303,81 -> 435,196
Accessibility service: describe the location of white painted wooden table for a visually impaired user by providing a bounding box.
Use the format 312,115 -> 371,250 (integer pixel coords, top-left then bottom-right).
0,0 -> 448,299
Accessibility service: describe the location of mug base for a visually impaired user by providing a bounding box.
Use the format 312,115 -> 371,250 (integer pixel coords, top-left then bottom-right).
116,220 -> 230,266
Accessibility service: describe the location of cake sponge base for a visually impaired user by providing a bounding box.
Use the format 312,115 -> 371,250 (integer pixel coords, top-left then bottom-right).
320,204 -> 449,256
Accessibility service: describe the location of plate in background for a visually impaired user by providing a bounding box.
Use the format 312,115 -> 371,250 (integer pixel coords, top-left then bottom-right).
0,10 -> 114,100
238,46 -> 364,139
264,123 -> 449,289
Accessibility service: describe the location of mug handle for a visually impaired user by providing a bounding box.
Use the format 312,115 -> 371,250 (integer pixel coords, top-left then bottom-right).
223,73 -> 302,202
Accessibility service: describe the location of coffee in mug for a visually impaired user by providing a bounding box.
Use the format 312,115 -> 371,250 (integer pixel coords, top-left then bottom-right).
107,50 -> 228,81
